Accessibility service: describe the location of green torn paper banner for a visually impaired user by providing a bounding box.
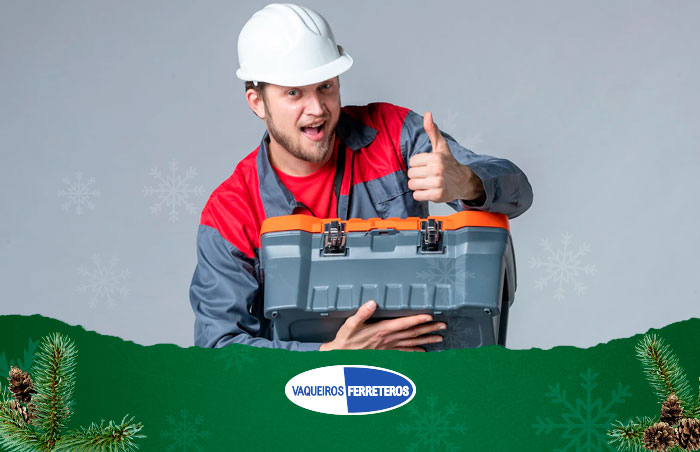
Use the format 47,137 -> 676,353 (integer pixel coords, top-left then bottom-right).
1,315 -> 699,451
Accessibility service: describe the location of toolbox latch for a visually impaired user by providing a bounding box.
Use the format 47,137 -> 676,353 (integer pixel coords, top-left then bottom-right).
322,220 -> 347,256
419,219 -> 444,253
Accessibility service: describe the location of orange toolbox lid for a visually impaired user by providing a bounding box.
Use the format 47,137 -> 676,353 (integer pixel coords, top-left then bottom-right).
260,211 -> 509,236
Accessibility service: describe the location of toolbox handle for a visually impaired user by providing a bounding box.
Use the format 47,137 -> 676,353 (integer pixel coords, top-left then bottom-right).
366,228 -> 399,236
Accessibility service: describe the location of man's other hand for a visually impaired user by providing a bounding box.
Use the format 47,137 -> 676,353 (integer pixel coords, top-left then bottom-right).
407,111 -> 485,203
319,300 -> 446,351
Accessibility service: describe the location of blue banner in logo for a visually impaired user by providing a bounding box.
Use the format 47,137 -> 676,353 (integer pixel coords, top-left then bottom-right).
344,367 -> 414,414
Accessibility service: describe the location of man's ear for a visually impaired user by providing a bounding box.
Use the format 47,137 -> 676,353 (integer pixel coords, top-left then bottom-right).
246,89 -> 266,119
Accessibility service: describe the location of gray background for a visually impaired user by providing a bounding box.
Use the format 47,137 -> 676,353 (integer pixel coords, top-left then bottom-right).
1,0 -> 698,350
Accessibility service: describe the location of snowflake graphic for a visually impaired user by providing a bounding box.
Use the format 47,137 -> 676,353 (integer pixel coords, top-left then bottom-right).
76,254 -> 130,309
529,232 -> 597,300
214,344 -> 255,373
439,109 -> 485,150
415,257 -> 475,300
143,160 -> 205,222
435,316 -> 481,350
0,337 -> 39,378
57,172 -> 100,215
532,369 -> 632,452
398,393 -> 466,452
160,409 -> 211,452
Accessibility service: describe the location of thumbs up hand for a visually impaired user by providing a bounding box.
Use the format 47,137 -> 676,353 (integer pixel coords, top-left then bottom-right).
407,111 -> 485,204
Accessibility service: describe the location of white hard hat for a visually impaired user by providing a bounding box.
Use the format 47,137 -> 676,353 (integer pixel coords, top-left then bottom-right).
236,3 -> 353,87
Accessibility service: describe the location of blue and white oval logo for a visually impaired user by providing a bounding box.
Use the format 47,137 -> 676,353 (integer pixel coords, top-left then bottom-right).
285,365 -> 416,415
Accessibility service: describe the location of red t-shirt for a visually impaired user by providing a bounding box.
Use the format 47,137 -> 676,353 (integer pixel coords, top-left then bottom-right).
272,139 -> 339,219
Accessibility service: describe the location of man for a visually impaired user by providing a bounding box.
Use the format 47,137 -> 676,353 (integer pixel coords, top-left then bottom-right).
189,3 -> 533,351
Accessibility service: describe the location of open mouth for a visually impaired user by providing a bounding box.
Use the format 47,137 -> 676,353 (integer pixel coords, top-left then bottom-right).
300,121 -> 326,140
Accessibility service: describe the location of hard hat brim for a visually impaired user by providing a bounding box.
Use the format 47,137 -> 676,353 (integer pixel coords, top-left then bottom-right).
236,52 -> 353,88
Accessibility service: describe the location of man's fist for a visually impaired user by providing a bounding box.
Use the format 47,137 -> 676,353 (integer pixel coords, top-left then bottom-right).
407,111 -> 485,203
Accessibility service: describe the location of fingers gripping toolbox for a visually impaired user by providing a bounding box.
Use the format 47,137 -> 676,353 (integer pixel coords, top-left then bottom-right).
259,211 -> 516,350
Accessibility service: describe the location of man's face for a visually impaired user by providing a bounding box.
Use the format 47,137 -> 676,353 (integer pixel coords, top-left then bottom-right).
260,77 -> 341,164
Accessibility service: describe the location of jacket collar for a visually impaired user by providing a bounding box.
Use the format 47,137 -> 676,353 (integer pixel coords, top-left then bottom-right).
335,109 -> 378,150
257,109 -> 377,218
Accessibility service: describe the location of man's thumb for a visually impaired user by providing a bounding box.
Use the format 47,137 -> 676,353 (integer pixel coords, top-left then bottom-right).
423,111 -> 444,153
352,300 -> 377,324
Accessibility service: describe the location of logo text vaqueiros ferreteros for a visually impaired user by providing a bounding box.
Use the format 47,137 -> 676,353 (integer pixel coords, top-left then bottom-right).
285,365 -> 416,415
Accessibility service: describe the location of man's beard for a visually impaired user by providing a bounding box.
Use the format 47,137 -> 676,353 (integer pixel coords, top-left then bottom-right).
263,101 -> 335,164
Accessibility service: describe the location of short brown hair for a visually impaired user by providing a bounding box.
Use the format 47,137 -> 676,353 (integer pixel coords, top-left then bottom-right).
244,81 -> 268,94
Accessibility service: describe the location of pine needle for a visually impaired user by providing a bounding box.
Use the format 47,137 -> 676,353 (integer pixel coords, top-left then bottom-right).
694,377 -> 700,418
31,333 -> 77,449
635,334 -> 692,411
53,415 -> 145,452
0,332 -> 145,451
608,416 -> 655,452
0,386 -> 44,452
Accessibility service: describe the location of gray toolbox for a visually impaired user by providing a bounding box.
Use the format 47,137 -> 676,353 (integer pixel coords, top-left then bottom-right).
259,211 -> 516,350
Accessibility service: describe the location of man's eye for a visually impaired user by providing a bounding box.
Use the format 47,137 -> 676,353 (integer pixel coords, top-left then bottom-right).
321,84 -> 331,90
288,90 -> 297,96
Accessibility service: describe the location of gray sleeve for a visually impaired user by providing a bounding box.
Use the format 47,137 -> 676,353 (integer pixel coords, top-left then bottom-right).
400,109 -> 533,219
189,224 -> 322,351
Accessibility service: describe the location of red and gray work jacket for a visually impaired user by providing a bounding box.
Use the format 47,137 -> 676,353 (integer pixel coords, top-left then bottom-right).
189,102 -> 533,350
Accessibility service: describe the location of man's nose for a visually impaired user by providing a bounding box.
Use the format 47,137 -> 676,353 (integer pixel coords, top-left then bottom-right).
304,92 -> 325,116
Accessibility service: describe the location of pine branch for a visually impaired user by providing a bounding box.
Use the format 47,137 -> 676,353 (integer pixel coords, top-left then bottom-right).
608,416 -> 655,452
53,415 -> 145,452
694,377 -> 700,418
0,386 -> 44,452
2,333 -> 145,451
31,333 -> 77,449
635,334 -> 692,410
